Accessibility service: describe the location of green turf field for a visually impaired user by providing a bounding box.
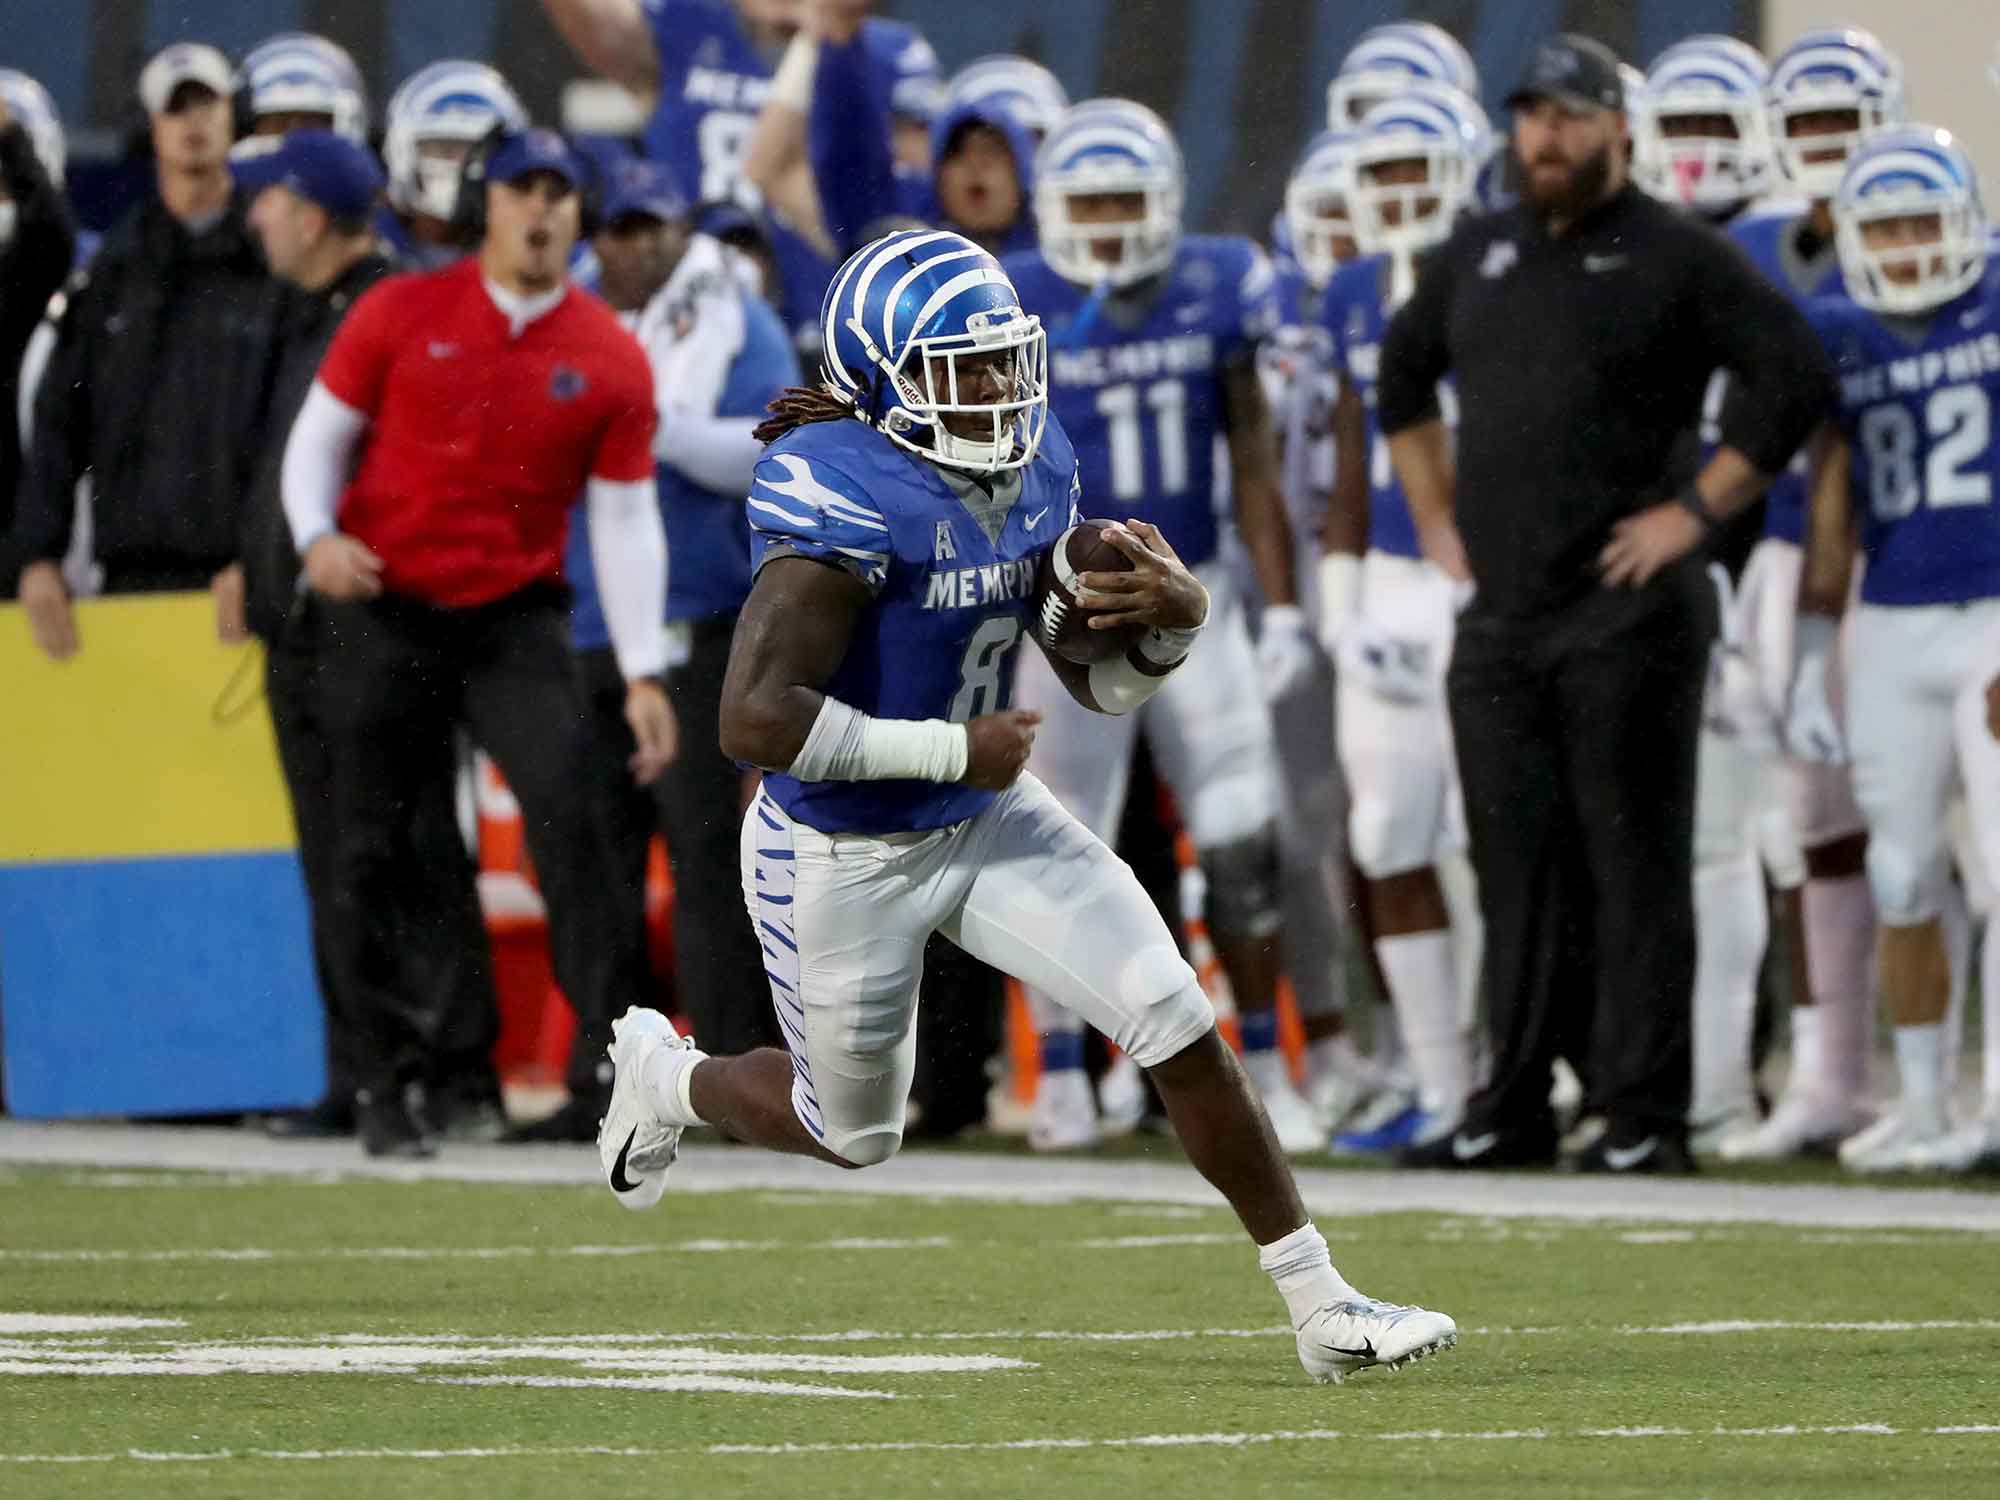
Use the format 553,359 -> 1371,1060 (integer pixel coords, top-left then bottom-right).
5,1154 -> 2000,1499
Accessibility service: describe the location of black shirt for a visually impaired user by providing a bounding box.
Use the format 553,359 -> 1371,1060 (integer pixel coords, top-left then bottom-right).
1377,182 -> 1833,618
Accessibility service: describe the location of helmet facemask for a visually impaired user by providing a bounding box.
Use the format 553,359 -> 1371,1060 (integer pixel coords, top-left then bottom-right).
1349,138 -> 1467,258
1037,171 -> 1182,290
853,306 -> 1049,474
1836,196 -> 1986,315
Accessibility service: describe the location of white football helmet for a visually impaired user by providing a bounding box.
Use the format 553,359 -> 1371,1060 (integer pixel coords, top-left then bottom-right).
0,69 -> 64,186
1832,124 -> 1987,316
237,32 -> 368,141
1633,36 -> 1773,213
383,61 -> 527,221
1766,27 -> 1906,200
1328,22 -> 1480,129
1283,128 -> 1362,289
1347,82 -> 1492,258
1034,98 -> 1185,290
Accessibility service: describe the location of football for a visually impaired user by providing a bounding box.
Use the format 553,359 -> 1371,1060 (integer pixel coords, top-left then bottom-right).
1032,518 -> 1145,665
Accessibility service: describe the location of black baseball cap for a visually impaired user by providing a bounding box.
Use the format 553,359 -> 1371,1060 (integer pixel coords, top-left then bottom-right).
1503,34 -> 1626,113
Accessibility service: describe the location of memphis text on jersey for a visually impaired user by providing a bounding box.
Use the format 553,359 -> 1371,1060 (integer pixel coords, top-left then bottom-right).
922,555 -> 1039,612
1838,330 -> 2000,406
1052,332 -> 1217,387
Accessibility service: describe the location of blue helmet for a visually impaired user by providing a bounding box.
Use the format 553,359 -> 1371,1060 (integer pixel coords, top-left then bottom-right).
820,229 -> 1049,474
1767,28 -> 1906,200
1328,22 -> 1480,129
1833,124 -> 1987,315
948,54 -> 1069,140
1634,35 -> 1772,212
384,60 -> 528,220
1348,81 -> 1492,258
238,32 -> 368,141
1283,127 -> 1362,289
1034,98 -> 1185,289
0,69 -> 64,186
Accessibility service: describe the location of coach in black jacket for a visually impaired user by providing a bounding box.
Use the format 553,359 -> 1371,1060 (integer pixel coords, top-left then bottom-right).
0,112 -> 75,599
14,43 -> 283,655
1377,37 -> 1833,1174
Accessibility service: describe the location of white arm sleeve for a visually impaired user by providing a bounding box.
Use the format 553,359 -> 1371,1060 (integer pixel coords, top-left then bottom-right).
1084,626 -> 1200,716
587,473 -> 669,680
282,381 -> 369,553
784,695 -> 968,782
656,410 -> 764,495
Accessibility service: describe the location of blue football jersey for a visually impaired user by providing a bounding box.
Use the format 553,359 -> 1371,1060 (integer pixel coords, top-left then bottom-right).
1729,203 -> 1846,545
747,416 -> 1083,833
1809,262 -> 2000,608
1321,253 -> 1424,561
1004,235 -> 1280,568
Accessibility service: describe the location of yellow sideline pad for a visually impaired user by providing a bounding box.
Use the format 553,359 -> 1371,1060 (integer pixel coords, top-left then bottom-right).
0,593 -> 295,863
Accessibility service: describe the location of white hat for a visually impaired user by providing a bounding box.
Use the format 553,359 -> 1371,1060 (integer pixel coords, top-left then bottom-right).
138,43 -> 233,115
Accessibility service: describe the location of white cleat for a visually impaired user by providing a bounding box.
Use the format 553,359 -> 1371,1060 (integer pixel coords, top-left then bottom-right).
597,1006 -> 694,1212
1837,1105 -> 1950,1174
1717,1091 -> 1873,1163
1904,1115 -> 2000,1173
1303,1036 -> 1391,1133
1296,1295 -> 1458,1384
1029,1067 -> 1101,1152
1258,1076 -> 1328,1156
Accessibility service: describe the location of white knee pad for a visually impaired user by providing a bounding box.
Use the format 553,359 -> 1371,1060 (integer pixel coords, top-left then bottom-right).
1182,758 -> 1279,851
827,1123 -> 903,1168
1348,782 -> 1440,880
1865,834 -> 1950,927
1117,968 -> 1217,1070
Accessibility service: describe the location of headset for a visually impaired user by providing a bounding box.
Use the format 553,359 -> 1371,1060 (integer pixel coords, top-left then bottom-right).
449,124 -> 602,246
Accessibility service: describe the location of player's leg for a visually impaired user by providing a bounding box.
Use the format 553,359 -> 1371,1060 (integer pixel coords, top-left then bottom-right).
1145,568 -> 1319,1150
598,786 -> 942,1208
1329,556 -> 1469,1154
1838,605 -> 1962,1171
1013,642 -> 1140,1149
1265,637 -> 1383,1126
946,775 -> 1456,1380
1907,681 -> 2000,1170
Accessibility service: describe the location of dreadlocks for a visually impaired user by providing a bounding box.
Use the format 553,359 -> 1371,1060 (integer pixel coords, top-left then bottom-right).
753,383 -> 857,445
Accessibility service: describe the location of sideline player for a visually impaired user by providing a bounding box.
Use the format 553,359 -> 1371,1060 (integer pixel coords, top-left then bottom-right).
596,226 -> 1457,1382
1004,100 -> 1322,1151
1789,126 -> 2000,1173
1317,82 -> 1489,1155
378,61 -> 527,267
1719,28 -> 1911,1160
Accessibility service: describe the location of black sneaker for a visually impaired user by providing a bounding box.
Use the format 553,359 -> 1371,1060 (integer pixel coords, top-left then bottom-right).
1398,1122 -> 1558,1170
1560,1128 -> 1696,1175
357,1088 -> 437,1160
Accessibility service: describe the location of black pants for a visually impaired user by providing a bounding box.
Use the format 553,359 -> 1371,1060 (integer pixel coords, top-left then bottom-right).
264,607 -> 500,1109
574,613 -> 777,1058
316,588 -> 621,1099
1447,565 -> 1715,1140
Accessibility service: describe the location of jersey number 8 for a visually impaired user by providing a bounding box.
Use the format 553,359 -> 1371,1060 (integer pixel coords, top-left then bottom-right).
949,617 -> 1023,722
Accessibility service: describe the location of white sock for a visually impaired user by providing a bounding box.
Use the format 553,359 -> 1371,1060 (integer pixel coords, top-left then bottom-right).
1241,1046 -> 1292,1096
1691,851 -> 1766,1127
1306,1032 -> 1383,1092
1891,1024 -> 1945,1117
1784,1005 -> 1822,1104
1375,929 -> 1469,1118
1436,848 -> 1484,1023
1804,873 -> 1875,1105
1257,1221 -> 1357,1328
641,1045 -> 706,1128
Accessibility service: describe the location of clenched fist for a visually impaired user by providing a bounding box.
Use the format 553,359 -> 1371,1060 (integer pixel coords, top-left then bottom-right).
962,709 -> 1042,790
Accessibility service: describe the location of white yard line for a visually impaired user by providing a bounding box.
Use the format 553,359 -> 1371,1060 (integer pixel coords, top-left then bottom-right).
5,1120 -> 2000,1230
5,1424 -> 2000,1465
0,1315 -> 184,1333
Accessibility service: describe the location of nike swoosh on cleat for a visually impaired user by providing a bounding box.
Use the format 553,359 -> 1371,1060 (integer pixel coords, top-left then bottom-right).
609,1127 -> 642,1192
1316,1338 -> 1377,1361
1602,1136 -> 1659,1171
1452,1131 -> 1498,1161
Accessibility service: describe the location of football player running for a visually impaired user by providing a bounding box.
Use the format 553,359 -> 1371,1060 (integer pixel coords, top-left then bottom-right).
1791,127 -> 2000,1173
1003,100 -> 1322,1152
1316,81 -> 1489,1157
595,228 -> 1458,1382
1718,28 -> 1912,1161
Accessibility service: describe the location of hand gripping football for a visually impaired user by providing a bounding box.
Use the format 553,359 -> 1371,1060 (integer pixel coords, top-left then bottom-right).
1032,518 -> 1146,665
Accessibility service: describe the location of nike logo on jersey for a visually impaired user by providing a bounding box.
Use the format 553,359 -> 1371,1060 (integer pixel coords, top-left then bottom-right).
1602,1136 -> 1659,1171
1961,307 -> 1988,331
609,1128 -> 642,1192
1583,253 -> 1628,273
1026,506 -> 1051,530
1452,1131 -> 1499,1161
427,341 -> 458,359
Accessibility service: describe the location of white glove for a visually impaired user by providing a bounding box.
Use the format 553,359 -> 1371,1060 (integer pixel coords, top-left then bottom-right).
1256,603 -> 1317,701
1339,615 -> 1438,705
1785,613 -> 1848,765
